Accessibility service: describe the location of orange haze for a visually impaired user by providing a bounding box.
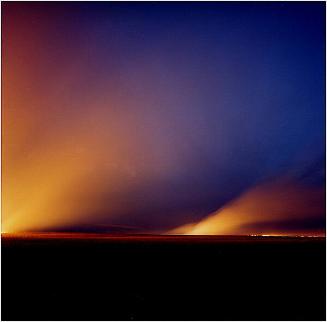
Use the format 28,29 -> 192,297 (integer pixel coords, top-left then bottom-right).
169,179 -> 325,236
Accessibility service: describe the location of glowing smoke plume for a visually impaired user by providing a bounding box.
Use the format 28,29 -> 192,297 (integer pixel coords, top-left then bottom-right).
169,179 -> 325,236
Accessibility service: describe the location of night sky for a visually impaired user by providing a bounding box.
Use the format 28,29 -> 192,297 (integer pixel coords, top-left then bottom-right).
2,2 -> 325,235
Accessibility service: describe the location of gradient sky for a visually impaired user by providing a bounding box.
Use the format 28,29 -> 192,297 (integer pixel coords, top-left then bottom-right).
2,2 -> 326,235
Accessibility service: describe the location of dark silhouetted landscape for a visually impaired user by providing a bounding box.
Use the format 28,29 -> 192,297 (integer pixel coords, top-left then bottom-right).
2,234 -> 325,321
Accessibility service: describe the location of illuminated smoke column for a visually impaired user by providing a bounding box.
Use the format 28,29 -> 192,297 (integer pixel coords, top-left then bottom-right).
169,179 -> 325,236
2,3 -> 325,234
2,3 -> 189,232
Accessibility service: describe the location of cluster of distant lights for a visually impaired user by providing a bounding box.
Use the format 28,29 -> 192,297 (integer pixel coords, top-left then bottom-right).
250,234 -> 322,238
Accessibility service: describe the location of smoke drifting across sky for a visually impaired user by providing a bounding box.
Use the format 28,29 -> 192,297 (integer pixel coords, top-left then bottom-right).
2,2 -> 325,235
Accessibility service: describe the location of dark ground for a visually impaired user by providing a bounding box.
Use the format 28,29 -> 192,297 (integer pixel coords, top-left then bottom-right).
1,234 -> 326,321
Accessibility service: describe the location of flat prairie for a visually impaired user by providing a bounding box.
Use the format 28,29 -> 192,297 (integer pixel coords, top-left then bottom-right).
2,234 -> 326,320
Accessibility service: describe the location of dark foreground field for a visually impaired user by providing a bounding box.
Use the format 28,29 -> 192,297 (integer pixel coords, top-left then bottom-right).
1,234 -> 326,321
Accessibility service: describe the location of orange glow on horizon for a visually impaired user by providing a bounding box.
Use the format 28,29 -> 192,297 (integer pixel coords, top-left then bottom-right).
2,7 -> 187,233
168,179 -> 325,237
